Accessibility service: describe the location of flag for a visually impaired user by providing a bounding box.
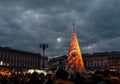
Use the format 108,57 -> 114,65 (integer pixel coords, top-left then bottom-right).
65,26 -> 85,73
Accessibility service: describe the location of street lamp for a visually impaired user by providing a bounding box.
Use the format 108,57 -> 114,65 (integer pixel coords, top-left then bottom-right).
39,43 -> 48,69
40,43 -> 48,56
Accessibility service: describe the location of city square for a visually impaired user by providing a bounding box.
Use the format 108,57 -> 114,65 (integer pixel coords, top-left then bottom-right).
0,0 -> 120,84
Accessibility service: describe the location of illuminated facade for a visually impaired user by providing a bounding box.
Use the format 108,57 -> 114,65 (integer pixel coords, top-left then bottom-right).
48,52 -> 120,73
0,46 -> 48,73
48,55 -> 66,70
83,52 -> 120,73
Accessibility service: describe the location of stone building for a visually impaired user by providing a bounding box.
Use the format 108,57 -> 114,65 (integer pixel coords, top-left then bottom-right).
48,52 -> 120,73
48,55 -> 66,71
0,46 -> 48,73
83,52 -> 120,73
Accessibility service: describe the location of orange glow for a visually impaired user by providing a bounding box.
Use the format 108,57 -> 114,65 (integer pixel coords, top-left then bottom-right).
65,28 -> 85,73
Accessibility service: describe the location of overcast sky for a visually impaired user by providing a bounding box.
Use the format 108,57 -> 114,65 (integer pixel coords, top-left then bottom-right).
0,0 -> 120,58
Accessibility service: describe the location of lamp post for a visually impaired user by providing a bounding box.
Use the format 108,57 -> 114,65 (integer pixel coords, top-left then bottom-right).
40,43 -> 48,56
39,43 -> 48,69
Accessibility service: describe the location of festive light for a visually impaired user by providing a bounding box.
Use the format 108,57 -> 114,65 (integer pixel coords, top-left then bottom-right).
65,26 -> 85,73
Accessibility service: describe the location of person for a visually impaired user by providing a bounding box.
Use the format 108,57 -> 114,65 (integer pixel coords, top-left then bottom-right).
0,74 -> 8,84
28,72 -> 42,84
110,71 -> 120,84
90,70 -> 104,84
73,72 -> 86,84
55,69 -> 74,84
45,74 -> 54,84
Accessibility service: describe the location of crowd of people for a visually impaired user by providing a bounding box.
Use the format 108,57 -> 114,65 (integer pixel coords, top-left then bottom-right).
0,69 -> 120,84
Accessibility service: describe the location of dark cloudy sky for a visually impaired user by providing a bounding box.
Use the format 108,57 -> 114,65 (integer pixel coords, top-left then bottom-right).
0,0 -> 120,58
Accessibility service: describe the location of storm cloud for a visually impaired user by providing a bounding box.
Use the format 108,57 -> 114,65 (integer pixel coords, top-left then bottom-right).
0,0 -> 120,57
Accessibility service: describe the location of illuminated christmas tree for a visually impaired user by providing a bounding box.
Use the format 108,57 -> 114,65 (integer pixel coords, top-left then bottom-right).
65,26 -> 85,73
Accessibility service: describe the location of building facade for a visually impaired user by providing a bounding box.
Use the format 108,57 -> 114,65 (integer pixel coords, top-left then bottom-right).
48,55 -> 66,71
0,46 -> 48,73
48,52 -> 120,73
83,52 -> 120,73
